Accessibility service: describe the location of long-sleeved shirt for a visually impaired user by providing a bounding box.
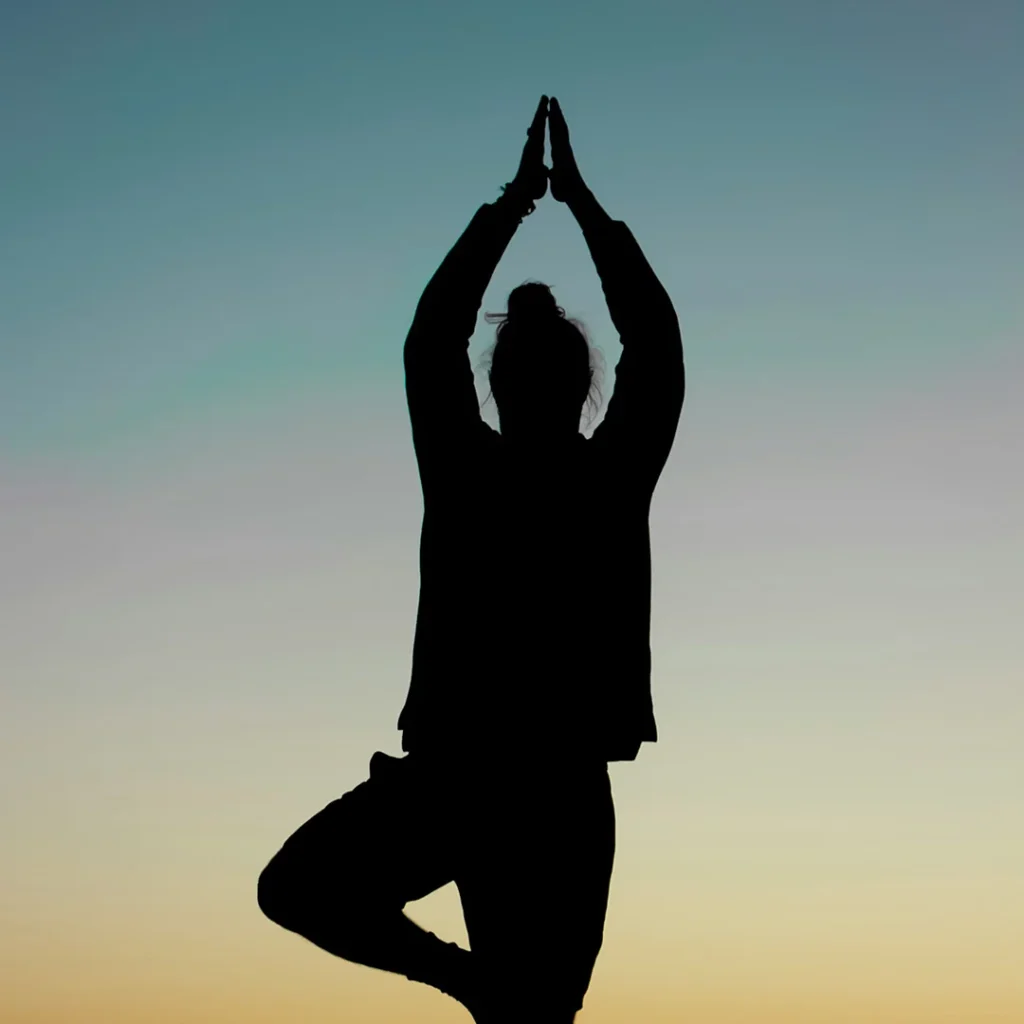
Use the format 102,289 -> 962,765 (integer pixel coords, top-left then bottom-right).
398,194 -> 685,762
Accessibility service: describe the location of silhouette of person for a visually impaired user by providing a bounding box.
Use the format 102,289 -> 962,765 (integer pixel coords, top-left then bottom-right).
257,96 -> 685,1023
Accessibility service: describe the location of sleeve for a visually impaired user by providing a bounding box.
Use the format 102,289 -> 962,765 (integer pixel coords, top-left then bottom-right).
403,197 -> 529,491
586,218 -> 686,487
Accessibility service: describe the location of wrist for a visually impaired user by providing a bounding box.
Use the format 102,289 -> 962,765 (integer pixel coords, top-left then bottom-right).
566,186 -> 604,220
496,181 -> 536,219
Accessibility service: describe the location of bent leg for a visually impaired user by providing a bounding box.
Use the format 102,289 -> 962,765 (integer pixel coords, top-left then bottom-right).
456,760 -> 616,1023
257,752 -> 472,999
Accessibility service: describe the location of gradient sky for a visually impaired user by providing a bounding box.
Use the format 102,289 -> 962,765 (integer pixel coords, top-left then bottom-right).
2,2 -> 1022,1022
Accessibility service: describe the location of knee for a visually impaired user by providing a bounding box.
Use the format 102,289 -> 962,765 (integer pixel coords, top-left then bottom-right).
257,850 -> 375,936
258,852 -> 332,933
257,855 -> 297,929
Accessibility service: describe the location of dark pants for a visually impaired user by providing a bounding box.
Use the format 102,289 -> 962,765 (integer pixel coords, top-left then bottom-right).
258,750 -> 615,1021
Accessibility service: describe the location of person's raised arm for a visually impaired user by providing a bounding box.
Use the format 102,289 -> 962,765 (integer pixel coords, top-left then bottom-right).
404,97 -> 549,479
548,98 -> 685,480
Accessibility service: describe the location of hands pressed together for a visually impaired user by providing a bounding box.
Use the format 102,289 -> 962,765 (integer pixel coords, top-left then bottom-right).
503,95 -> 588,210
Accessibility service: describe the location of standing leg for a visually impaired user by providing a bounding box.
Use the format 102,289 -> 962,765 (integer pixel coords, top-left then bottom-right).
455,759 -> 616,1023
257,751 -> 476,1006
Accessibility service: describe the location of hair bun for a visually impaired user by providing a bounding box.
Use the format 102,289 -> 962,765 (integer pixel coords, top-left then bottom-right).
506,283 -> 561,325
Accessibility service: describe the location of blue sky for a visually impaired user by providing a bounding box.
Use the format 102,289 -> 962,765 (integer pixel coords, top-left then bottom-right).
3,1 -> 1020,454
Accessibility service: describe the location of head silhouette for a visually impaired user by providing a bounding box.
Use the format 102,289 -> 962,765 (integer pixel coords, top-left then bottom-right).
482,283 -> 603,442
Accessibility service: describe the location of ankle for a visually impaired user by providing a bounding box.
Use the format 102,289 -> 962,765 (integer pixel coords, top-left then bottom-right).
403,932 -> 473,999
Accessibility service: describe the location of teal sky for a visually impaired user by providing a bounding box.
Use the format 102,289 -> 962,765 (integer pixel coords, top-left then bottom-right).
3,2 -> 1020,452
3,3 -> 1023,1022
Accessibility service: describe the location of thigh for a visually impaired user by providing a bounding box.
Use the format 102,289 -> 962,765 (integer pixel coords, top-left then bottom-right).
456,763 -> 616,1013
267,751 -> 456,910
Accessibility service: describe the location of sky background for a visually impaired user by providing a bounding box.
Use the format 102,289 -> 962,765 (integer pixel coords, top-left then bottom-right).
2,1 -> 1022,1021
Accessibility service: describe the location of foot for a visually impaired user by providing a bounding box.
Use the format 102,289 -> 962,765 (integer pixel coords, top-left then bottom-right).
409,939 -> 497,1023
443,947 -> 501,1024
